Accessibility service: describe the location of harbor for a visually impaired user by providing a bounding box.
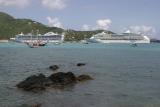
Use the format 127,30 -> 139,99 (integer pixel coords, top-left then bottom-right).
0,0 -> 160,106
0,42 -> 160,107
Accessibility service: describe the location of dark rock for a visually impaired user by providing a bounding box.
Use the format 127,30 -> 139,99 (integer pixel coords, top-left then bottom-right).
16,104 -> 30,107
16,73 -> 48,91
31,103 -> 41,107
77,74 -> 93,81
17,71 -> 93,92
77,63 -> 86,66
49,72 -> 77,85
17,103 -> 41,107
49,65 -> 59,71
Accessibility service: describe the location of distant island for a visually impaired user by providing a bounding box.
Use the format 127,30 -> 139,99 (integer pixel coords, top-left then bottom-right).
150,38 -> 160,43
0,12 -> 113,41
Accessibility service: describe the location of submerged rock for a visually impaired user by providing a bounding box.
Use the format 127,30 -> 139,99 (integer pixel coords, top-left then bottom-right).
76,63 -> 86,66
31,103 -> 41,107
49,72 -> 77,85
17,72 -> 93,92
17,103 -> 41,107
49,65 -> 59,71
16,73 -> 48,91
77,74 -> 93,81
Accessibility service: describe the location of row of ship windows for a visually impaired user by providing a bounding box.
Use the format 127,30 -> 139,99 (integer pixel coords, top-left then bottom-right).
17,36 -> 62,39
100,38 -> 144,40
94,37 -> 144,40
17,38 -> 62,40
17,35 -> 62,38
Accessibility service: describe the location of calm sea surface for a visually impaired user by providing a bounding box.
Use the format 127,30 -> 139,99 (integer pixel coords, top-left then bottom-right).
0,42 -> 160,107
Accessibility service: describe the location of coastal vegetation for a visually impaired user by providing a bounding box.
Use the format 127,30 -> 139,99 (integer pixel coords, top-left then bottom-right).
0,12 -> 63,39
0,12 -> 113,41
64,29 -> 113,41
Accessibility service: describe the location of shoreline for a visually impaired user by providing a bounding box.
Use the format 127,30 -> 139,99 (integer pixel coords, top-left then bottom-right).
0,40 -> 8,43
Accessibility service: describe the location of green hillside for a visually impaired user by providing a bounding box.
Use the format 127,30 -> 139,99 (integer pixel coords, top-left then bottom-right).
0,12 -> 63,39
0,12 -> 114,41
64,29 -> 114,41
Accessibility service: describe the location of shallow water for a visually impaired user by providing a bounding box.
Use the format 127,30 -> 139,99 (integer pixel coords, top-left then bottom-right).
0,42 -> 160,107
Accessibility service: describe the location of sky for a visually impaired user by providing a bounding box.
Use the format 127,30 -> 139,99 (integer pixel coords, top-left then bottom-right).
0,0 -> 159,38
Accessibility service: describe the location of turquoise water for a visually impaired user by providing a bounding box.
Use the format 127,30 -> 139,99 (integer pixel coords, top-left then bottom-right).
0,42 -> 160,107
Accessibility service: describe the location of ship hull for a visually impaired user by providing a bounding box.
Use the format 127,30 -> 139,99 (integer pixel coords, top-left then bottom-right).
88,39 -> 150,43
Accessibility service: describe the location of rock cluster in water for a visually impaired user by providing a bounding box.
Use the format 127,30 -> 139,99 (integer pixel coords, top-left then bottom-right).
76,63 -> 86,66
17,103 -> 41,107
17,64 -> 93,92
49,65 -> 59,71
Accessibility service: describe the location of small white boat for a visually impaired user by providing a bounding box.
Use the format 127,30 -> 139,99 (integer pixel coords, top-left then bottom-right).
80,40 -> 89,44
26,41 -> 47,48
26,42 -> 38,48
131,43 -> 138,47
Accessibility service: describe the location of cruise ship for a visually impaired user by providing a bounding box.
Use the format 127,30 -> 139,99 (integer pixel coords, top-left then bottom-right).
10,32 -> 65,43
88,31 -> 150,43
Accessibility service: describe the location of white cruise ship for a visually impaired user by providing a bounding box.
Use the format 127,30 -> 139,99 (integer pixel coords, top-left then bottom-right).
88,31 -> 150,43
10,32 -> 64,43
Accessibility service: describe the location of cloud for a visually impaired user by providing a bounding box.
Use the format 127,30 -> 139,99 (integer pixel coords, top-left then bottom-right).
46,16 -> 63,28
95,19 -> 112,30
42,0 -> 68,10
128,25 -> 156,35
81,18 -> 112,31
81,24 -> 90,31
0,0 -> 30,7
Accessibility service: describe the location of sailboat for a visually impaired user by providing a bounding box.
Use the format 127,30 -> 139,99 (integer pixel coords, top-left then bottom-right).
26,30 -> 48,48
26,38 -> 47,48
